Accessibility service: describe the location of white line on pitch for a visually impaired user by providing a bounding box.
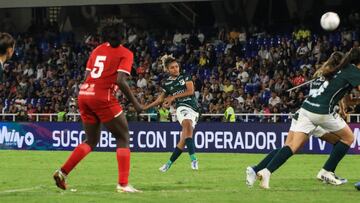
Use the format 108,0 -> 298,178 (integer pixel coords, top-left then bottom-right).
0,186 -> 42,194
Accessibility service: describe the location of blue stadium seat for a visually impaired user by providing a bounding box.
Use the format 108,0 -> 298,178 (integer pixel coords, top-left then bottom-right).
244,83 -> 253,94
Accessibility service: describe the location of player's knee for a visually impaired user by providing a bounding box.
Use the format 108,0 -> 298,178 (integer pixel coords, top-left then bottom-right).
285,143 -> 299,154
182,120 -> 193,130
343,134 -> 354,146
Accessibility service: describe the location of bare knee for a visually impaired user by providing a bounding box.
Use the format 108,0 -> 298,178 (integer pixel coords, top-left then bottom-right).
285,143 -> 299,154
342,135 -> 354,146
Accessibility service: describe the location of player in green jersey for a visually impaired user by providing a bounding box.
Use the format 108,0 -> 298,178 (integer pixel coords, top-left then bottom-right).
144,55 -> 200,172
248,49 -> 360,189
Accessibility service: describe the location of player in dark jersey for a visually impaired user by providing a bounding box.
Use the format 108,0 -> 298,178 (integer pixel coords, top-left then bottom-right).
53,23 -> 143,193
144,55 -> 200,172
249,49 -> 360,189
0,32 -> 15,82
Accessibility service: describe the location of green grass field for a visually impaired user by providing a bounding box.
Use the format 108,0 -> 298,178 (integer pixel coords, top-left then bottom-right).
0,150 -> 359,203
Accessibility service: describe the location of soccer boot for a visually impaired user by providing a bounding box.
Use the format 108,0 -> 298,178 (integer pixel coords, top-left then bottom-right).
53,169 -> 67,190
246,166 -> 257,187
316,169 -> 345,185
257,169 -> 271,189
159,163 -> 171,172
116,184 -> 141,193
191,159 -> 199,170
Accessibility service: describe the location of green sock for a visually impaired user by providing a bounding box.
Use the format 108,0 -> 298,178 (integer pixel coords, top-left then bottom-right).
185,138 -> 197,161
323,141 -> 349,172
190,154 -> 197,161
253,149 -> 280,173
266,146 -> 293,173
169,147 -> 183,164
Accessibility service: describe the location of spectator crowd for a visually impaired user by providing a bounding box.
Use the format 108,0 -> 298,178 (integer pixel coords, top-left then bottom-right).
1,19 -> 360,122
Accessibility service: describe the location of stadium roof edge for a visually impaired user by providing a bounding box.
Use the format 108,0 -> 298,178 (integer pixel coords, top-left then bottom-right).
0,0 -> 212,8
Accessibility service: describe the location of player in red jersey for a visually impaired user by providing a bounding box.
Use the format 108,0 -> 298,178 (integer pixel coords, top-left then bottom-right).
53,24 -> 143,193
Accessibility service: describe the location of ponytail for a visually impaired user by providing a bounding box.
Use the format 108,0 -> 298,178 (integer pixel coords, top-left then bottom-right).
313,51 -> 344,79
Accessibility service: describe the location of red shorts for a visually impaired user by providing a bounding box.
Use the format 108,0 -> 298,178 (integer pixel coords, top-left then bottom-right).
78,94 -> 123,124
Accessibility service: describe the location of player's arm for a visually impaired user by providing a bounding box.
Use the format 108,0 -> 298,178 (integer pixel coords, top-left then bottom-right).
82,51 -> 95,83
117,72 -> 143,112
82,70 -> 90,83
144,92 -> 166,110
164,81 -> 194,105
339,96 -> 348,120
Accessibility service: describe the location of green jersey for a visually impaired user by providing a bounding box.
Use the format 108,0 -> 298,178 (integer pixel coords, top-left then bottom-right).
302,64 -> 360,114
162,74 -> 199,112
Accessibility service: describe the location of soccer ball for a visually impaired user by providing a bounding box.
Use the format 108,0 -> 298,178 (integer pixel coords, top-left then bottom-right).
320,12 -> 340,31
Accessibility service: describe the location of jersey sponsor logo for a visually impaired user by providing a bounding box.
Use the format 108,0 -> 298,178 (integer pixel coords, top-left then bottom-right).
0,126 -> 34,148
179,79 -> 185,85
79,83 -> 96,96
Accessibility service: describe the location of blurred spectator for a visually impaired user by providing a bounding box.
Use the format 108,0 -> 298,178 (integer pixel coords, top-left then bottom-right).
57,106 -> 67,122
136,74 -> 147,89
224,101 -> 235,122
269,92 -> 281,107
158,103 -> 170,122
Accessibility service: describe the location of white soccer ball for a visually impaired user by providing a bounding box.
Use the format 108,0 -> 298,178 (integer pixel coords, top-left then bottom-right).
320,12 -> 340,31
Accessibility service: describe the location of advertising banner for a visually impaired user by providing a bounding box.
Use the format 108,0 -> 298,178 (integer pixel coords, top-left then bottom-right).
1,122 -> 360,154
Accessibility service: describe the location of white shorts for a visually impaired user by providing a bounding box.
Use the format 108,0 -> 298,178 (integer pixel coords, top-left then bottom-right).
290,108 -> 347,135
176,106 -> 199,129
290,110 -> 327,138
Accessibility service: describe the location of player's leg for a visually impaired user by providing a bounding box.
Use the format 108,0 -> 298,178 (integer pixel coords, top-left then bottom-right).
181,119 -> 198,170
160,134 -> 186,172
317,114 -> 353,185
319,132 -> 341,144
247,114 -> 301,187
102,112 -> 140,193
246,131 -> 295,187
319,125 -> 353,185
314,130 -> 347,184
257,131 -> 308,189
53,122 -> 100,190
159,106 -> 199,172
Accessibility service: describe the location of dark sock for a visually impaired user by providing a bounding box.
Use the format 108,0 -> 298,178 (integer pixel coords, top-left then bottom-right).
169,147 -> 183,164
323,141 -> 349,172
266,146 -> 293,173
185,138 -> 197,161
253,149 -> 280,173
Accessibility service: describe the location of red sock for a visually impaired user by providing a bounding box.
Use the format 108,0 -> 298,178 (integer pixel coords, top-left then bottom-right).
116,148 -> 130,186
61,143 -> 92,174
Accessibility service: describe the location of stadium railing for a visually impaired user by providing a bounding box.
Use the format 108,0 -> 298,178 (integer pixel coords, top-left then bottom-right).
1,113 -> 360,123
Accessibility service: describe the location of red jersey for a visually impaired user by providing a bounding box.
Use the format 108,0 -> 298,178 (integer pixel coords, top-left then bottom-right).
78,43 -> 133,123
80,42 -> 133,95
